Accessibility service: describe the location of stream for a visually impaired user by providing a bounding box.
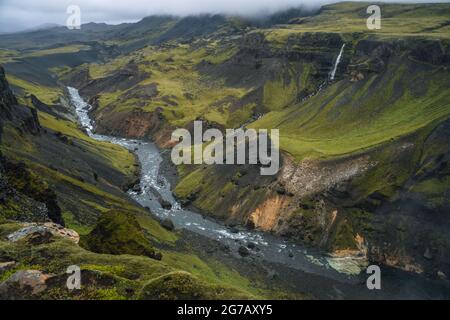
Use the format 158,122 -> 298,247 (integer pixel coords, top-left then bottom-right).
68,86 -> 450,300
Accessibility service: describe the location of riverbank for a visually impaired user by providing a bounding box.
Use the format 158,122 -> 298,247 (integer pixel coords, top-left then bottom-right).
157,149 -> 450,299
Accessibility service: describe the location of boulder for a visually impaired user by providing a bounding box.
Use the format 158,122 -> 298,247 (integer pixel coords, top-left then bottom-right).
276,186 -> 286,195
132,184 -> 142,193
161,200 -> 173,210
7,222 -> 80,244
238,246 -> 250,257
160,218 -> 175,231
24,230 -> 54,245
424,248 -> 433,260
0,270 -> 53,299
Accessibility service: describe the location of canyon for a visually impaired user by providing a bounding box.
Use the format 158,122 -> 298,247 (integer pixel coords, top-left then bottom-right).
0,1 -> 449,299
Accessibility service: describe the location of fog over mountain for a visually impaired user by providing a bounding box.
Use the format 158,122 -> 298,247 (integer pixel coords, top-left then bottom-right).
0,0 -> 448,33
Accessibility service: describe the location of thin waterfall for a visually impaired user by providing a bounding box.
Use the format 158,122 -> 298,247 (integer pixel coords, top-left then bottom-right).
329,44 -> 346,81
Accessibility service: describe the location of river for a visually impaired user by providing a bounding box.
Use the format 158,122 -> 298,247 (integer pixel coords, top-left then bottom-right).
68,86 -> 450,300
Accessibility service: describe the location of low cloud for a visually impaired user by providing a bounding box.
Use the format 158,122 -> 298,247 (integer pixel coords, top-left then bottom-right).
0,0 -> 447,33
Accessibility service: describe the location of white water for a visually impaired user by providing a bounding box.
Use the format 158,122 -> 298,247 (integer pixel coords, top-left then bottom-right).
329,44 -> 346,81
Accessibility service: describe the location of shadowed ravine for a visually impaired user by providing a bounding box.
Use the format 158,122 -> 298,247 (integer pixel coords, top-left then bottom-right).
68,86 -> 450,300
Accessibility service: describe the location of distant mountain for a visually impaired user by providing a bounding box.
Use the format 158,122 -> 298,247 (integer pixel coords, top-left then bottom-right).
20,23 -> 62,33
0,7 -> 316,50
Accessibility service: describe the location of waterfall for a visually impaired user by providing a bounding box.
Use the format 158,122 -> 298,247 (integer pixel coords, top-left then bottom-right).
329,44 -> 346,81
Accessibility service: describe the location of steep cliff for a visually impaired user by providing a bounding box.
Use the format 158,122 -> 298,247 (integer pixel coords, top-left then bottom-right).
0,66 -> 62,224
173,34 -> 450,277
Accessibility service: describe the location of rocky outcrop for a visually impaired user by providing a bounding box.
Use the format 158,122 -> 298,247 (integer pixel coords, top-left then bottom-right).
0,66 -> 17,121
7,222 -> 80,244
160,218 -> 175,231
201,31 -> 345,94
0,65 -> 41,141
0,156 -> 64,225
0,270 -> 53,299
80,62 -> 149,98
93,107 -> 174,147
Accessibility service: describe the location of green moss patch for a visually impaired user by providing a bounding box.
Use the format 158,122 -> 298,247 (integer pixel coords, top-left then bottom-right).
81,210 -> 162,260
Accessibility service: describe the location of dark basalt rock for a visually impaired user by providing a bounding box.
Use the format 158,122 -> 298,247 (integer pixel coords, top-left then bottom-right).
160,218 -> 175,231
247,242 -> 256,250
238,246 -> 250,257
121,83 -> 159,105
230,226 -> 240,234
0,270 -> 53,299
245,220 -> 255,230
161,200 -> 173,210
179,199 -> 191,207
132,184 -> 142,193
0,66 -> 41,140
0,66 -> 18,115
79,62 -> 150,99
410,39 -> 447,66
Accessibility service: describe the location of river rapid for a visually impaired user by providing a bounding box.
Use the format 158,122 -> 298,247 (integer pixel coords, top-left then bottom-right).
68,86 -> 450,300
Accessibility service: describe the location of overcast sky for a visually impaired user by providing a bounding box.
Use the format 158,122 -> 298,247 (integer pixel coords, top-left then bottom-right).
0,0 -> 448,33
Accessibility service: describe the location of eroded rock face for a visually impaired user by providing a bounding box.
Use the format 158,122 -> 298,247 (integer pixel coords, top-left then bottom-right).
248,194 -> 292,231
326,234 -> 369,275
80,62 -> 149,98
279,156 -> 374,198
242,154 -> 374,238
0,159 -> 63,225
93,108 -> 174,147
7,222 -> 80,244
